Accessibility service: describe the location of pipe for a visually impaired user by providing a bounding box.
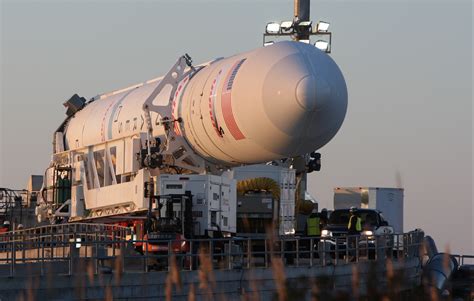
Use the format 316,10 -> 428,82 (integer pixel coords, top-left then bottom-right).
423,252 -> 458,292
423,236 -> 438,259
296,0 -> 310,22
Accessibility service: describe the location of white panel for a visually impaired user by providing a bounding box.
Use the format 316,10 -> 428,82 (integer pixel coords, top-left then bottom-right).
83,169 -> 148,211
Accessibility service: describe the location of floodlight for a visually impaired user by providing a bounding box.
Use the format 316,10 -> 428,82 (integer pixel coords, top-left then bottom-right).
298,21 -> 312,27
314,40 -> 329,51
280,21 -> 293,32
266,22 -> 280,34
71,237 -> 82,248
296,21 -> 312,33
264,41 -> 274,47
316,21 -> 330,32
300,39 -> 310,44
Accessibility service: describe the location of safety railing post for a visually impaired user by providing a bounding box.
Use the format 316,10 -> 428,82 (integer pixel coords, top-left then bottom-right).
345,236 -> 349,264
296,239 -> 299,267
144,239 -> 149,273
355,235 -> 359,263
374,236 -> 379,261
322,240 -> 326,266
50,231 -> 53,261
264,238 -> 268,268
69,233 -> 74,276
95,232 -> 99,275
227,239 -> 232,270
280,239 -> 284,261
247,238 -> 251,269
41,240 -> 45,276
209,239 -> 214,270
189,240 -> 193,271
113,231 -> 116,257
397,234 -> 400,258
168,240 -> 172,272
21,233 -> 25,263
10,240 -> 15,277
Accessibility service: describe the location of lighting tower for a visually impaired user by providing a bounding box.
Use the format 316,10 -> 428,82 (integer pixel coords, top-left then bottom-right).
263,0 -> 332,53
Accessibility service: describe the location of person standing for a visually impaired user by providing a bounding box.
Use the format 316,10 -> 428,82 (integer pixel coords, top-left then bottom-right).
347,207 -> 362,261
306,210 -> 321,237
347,207 -> 362,234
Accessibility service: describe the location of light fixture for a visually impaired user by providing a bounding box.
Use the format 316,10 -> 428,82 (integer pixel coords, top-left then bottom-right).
75,237 -> 82,249
264,41 -> 274,47
314,40 -> 329,51
280,21 -> 293,32
297,21 -> 312,31
321,229 -> 332,237
266,22 -> 280,34
298,21 -> 312,27
316,21 -> 330,32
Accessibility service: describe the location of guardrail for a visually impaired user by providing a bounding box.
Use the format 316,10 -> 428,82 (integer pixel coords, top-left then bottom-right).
0,229 -> 425,278
0,223 -> 131,243
451,254 -> 474,266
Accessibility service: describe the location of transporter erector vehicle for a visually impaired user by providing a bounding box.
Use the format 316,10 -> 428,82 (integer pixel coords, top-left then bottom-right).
35,41 -> 348,243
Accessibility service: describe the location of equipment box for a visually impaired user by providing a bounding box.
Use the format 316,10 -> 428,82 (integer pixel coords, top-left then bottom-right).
160,174 -> 237,236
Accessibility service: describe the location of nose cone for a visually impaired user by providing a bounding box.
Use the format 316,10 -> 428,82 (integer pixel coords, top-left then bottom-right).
258,41 -> 347,156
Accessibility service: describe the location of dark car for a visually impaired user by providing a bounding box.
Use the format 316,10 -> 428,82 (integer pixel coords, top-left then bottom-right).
320,209 -> 394,259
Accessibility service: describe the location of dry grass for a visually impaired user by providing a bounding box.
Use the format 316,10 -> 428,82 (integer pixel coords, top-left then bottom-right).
351,264 -> 359,300
197,246 -> 216,300
166,254 -> 182,301
271,256 -> 287,301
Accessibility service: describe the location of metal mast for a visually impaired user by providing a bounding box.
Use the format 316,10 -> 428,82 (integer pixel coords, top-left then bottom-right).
294,0 -> 310,41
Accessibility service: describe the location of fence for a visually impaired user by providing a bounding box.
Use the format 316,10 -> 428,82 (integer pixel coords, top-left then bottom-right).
451,254 -> 474,266
0,224 -> 425,277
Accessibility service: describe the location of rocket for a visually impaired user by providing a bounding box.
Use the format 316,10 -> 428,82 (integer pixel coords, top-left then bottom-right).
61,41 -> 347,172
36,40 -> 348,223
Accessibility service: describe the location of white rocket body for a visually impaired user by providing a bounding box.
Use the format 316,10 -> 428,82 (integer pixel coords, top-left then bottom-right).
37,41 -> 347,223
63,41 -> 347,166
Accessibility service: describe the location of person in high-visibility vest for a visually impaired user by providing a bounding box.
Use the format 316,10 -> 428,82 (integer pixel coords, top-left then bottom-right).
347,207 -> 362,234
347,206 -> 362,261
306,210 -> 321,236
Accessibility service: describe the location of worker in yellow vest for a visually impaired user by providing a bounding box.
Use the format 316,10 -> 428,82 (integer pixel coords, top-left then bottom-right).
307,210 -> 321,236
347,207 -> 362,235
347,206 -> 362,261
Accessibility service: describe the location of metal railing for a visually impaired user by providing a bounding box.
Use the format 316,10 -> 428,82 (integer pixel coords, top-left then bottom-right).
0,223 -> 130,244
0,229 -> 425,278
451,254 -> 474,266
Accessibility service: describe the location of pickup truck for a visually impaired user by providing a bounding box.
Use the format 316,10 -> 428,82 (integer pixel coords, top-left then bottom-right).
320,208 -> 394,259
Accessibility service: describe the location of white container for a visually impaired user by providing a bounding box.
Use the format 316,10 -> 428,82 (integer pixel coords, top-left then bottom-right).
333,187 -> 404,233
233,164 -> 296,236
159,174 -> 237,237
